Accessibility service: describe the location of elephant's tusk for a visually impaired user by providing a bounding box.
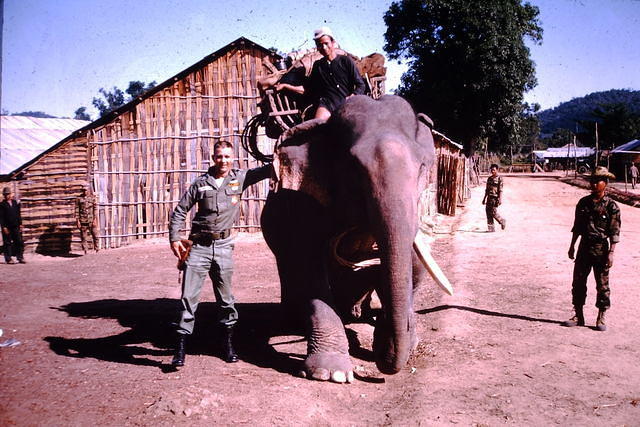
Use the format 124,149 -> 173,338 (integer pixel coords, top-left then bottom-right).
413,231 -> 454,296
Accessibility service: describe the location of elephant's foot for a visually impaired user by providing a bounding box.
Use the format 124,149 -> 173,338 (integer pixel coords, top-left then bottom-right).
299,352 -> 354,383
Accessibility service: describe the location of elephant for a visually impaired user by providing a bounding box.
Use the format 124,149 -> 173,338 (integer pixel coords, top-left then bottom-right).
260,94 -> 443,383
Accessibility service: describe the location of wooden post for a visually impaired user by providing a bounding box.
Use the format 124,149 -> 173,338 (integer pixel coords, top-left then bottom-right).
595,122 -> 599,166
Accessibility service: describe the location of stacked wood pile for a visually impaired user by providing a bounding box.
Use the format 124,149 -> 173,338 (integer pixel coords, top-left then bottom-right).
5,37 -> 277,253
433,131 -> 469,216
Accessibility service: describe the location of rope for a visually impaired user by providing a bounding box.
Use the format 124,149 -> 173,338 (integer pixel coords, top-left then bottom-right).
241,113 -> 274,164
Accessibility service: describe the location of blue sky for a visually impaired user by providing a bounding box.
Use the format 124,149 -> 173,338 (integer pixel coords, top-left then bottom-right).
1,0 -> 639,119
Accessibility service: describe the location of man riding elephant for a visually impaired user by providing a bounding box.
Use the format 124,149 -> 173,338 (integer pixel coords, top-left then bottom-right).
275,26 -> 365,120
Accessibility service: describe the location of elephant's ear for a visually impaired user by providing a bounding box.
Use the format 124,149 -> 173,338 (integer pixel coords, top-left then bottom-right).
417,113 -> 434,129
277,118 -> 328,148
415,113 -> 436,175
273,119 -> 331,206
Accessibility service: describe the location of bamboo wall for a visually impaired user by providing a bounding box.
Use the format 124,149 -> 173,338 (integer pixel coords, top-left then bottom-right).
12,137 -> 91,253
88,46 -> 272,249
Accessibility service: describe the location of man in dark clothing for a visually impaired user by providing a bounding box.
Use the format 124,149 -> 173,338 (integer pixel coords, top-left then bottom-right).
276,26 -> 365,120
0,187 -> 25,264
563,167 -> 621,332
168,140 -> 272,368
482,164 -> 506,232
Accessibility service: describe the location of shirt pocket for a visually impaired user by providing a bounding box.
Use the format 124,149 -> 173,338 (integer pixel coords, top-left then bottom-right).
197,189 -> 217,212
224,188 -> 242,207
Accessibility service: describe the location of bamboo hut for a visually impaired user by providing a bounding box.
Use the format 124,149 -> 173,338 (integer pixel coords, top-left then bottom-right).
3,37 -> 279,253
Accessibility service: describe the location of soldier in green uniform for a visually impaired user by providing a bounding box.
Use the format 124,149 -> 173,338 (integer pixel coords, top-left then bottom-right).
563,167 -> 621,332
168,140 -> 272,367
482,164 -> 506,232
75,186 -> 99,254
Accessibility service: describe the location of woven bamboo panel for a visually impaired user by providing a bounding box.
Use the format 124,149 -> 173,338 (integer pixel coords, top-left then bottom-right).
88,46 -> 272,249
14,137 -> 93,253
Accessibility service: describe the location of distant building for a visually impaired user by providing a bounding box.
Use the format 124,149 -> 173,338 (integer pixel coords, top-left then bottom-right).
1,37 -> 279,254
1,116 -> 90,176
608,139 -> 640,180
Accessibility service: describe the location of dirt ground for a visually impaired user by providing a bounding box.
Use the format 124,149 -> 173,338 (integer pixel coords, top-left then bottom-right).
1,173 -> 639,426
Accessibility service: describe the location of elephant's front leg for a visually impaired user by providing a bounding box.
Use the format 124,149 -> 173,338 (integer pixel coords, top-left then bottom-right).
301,298 -> 354,383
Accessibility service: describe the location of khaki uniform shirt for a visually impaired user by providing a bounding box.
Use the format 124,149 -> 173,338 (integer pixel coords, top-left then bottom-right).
169,166 -> 271,242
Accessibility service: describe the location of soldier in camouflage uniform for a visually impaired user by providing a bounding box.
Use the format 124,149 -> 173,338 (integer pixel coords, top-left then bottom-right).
563,167 -> 621,332
75,187 -> 99,254
168,140 -> 272,368
482,164 -> 506,232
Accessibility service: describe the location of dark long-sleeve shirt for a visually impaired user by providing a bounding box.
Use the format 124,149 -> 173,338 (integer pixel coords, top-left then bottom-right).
571,195 -> 621,243
0,199 -> 22,229
305,54 -> 365,113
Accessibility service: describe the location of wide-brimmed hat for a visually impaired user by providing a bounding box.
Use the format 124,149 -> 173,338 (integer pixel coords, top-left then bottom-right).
313,26 -> 334,41
2,187 -> 12,195
591,166 -> 615,180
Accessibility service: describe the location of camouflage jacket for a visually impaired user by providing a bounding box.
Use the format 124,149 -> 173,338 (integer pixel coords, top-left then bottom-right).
571,195 -> 621,243
485,175 -> 503,200
75,195 -> 96,224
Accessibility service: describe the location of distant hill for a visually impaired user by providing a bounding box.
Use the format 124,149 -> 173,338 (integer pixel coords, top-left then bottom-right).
537,89 -> 640,135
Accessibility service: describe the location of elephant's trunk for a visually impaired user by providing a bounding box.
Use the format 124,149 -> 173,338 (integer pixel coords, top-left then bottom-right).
373,227 -> 415,374
356,138 -> 419,375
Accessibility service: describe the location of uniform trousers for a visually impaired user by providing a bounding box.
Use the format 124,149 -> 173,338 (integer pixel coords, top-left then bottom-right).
485,197 -> 505,227
572,240 -> 611,310
79,222 -> 99,251
177,235 -> 237,335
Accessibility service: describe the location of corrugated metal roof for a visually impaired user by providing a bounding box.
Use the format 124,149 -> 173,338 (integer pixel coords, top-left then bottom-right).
611,139 -> 640,153
0,116 -> 90,175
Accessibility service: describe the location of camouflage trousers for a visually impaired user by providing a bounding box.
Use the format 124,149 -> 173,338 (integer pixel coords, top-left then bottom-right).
79,223 -> 99,252
572,240 -> 611,310
485,198 -> 505,228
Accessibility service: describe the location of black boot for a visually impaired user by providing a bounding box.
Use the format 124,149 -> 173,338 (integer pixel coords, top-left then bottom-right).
222,325 -> 239,363
562,306 -> 585,327
171,334 -> 187,367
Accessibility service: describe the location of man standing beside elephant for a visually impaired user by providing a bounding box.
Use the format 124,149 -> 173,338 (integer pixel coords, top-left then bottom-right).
168,140 -> 272,368
275,26 -> 365,120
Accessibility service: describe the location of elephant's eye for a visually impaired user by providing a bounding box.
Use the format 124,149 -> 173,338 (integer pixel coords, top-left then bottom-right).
280,157 -> 291,167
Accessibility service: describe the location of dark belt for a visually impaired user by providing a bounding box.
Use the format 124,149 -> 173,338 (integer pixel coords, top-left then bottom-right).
190,229 -> 232,245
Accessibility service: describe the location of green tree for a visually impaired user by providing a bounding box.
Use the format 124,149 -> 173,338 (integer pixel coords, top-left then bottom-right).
125,80 -> 157,99
578,103 -> 640,150
92,87 -> 125,117
383,0 -> 542,154
74,107 -> 91,121
542,128 -> 574,148
90,80 -> 157,118
11,111 -> 57,118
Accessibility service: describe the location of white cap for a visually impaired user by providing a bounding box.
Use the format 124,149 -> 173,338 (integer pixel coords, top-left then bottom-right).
313,26 -> 334,40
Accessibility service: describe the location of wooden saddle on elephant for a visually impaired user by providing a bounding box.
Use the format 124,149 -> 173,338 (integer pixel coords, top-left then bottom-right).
241,49 -> 387,163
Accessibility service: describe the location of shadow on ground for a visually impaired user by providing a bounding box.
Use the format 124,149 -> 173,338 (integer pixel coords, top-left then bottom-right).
417,304 -> 563,325
44,299 -> 375,376
44,299 -> 306,374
